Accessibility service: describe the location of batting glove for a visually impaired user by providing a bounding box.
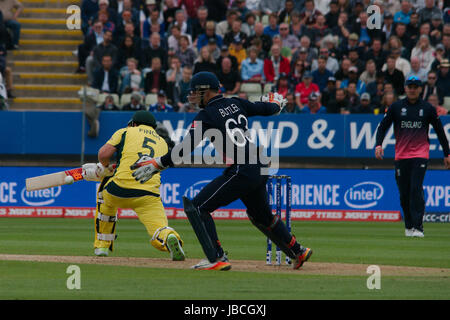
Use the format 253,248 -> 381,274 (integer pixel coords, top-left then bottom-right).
131,155 -> 167,183
261,92 -> 287,113
82,163 -> 114,182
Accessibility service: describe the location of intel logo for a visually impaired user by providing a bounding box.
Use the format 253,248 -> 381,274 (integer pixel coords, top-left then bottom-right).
344,182 -> 384,209
21,186 -> 62,206
184,180 -> 211,199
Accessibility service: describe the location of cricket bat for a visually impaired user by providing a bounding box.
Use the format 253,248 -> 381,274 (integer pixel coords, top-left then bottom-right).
25,167 -> 86,191
25,160 -> 155,192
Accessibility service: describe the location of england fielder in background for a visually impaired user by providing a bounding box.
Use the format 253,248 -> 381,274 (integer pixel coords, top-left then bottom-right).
132,72 -> 313,271
375,76 -> 450,238
82,111 -> 185,260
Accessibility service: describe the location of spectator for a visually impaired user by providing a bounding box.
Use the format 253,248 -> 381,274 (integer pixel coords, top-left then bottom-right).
228,38 -> 247,68
383,47 -> 411,78
365,38 -> 387,72
341,66 -> 366,95
326,87 -> 351,114
379,91 -> 396,114
263,13 -> 280,38
114,19 -> 140,49
163,0 -> 181,27
149,90 -> 175,112
278,0 -> 296,24
382,55 -> 405,95
274,73 -> 290,98
279,23 -> 300,54
295,71 -> 319,108
436,58 -> 450,95
98,94 -> 120,111
351,92 -> 374,114
206,37 -> 221,61
216,9 -> 239,38
217,57 -> 241,95
346,81 -> 360,111
224,18 -> 248,47
429,13 -> 443,46
430,43 -> 446,71
301,92 -> 327,114
394,22 -> 413,55
216,45 -> 239,72
290,36 -> 317,69
241,12 -> 256,37
311,47 -> 339,74
300,0 -> 322,26
288,59 -> 305,91
144,56 -> 167,94
97,7 -> 116,34
247,22 -> 272,56
166,56 -> 183,103
290,10 -> 303,38
175,35 -> 197,68
173,65 -> 193,111
197,20 -> 223,51
428,93 -> 448,116
382,12 -> 395,41
394,0 -> 412,25
119,57 -> 143,94
81,0 -> 100,35
140,32 -> 167,70
325,0 -> 340,28
92,54 -> 119,94
411,35 -> 435,72
321,76 -> 337,108
193,45 -> 216,74
407,11 -> 421,43
246,0 -> 262,15
407,56 -> 428,82
168,9 -> 191,36
418,0 -> 442,24
359,59 -> 377,86
264,44 -> 290,83
142,7 -> 165,41
86,30 -> 118,85
282,92 -> 302,113
312,56 -> 334,91
76,20 -> 104,73
331,11 -> 351,46
240,45 -> 264,82
258,0 -> 285,16
168,25 -> 192,52
117,34 -> 141,69
97,0 -> 119,26
334,57 -> 351,84
232,0 -> 251,22
122,92 -> 146,111
0,0 -> 23,50
191,6 -> 208,41
421,70 -> 444,104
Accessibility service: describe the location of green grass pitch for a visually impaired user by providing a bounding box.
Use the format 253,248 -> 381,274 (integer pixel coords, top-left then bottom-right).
0,218 -> 449,300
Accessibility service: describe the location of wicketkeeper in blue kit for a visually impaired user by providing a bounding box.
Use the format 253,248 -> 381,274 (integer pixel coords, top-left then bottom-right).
131,72 -> 312,271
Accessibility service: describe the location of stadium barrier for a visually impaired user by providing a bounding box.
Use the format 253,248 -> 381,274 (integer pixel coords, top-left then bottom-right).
1,167 -> 449,222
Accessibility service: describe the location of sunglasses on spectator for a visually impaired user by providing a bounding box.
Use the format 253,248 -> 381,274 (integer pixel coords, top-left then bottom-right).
428,76 -> 436,79
280,28 -> 288,30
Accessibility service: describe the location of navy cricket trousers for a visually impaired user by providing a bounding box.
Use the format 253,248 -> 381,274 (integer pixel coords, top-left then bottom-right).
394,158 -> 428,232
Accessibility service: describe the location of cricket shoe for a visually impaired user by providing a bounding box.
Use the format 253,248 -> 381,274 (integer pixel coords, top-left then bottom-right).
293,247 -> 313,270
191,254 -> 231,271
405,228 -> 414,237
166,234 -> 186,261
94,248 -> 109,257
412,229 -> 424,238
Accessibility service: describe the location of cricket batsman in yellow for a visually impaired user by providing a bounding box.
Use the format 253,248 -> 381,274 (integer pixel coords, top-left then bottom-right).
82,110 -> 185,261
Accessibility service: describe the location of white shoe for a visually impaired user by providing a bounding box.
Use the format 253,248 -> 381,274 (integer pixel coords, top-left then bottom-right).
166,234 -> 185,261
405,228 -> 414,237
94,248 -> 109,256
412,229 -> 424,238
191,254 -> 231,271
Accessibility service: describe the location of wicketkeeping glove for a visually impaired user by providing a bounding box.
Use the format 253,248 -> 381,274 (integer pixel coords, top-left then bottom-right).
82,163 -> 115,182
260,92 -> 287,113
131,155 -> 167,183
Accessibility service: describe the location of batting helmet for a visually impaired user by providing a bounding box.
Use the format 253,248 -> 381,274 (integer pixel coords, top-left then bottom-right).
188,72 -> 220,109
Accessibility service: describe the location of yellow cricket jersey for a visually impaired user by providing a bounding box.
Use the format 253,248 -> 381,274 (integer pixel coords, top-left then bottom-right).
106,125 -> 168,195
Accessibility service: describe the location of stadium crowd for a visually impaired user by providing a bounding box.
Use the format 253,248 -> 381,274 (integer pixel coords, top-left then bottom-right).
76,0 -> 450,116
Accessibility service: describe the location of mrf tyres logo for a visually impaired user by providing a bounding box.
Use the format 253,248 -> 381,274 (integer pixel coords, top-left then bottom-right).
344,182 -> 384,209
21,186 -> 62,206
